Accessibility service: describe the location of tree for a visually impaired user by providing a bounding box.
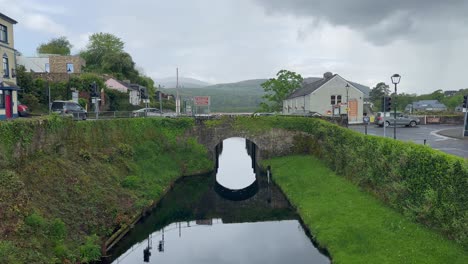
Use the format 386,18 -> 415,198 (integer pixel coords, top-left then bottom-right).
260,70 -> 303,112
369,82 -> 391,111
80,33 -> 141,82
36,36 -> 72,55
80,33 -> 125,68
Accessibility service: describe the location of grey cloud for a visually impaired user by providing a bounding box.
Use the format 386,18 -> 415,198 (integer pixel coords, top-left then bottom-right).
254,0 -> 468,45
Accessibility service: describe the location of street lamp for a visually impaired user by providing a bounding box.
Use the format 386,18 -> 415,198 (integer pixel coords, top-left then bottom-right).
67,67 -> 72,100
391,74 -> 401,140
345,83 -> 350,127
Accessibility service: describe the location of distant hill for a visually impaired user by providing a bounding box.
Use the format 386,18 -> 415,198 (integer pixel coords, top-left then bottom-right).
160,79 -> 267,112
155,77 -> 212,88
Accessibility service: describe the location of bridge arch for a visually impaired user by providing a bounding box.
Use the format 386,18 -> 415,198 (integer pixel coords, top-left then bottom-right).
190,117 -> 312,162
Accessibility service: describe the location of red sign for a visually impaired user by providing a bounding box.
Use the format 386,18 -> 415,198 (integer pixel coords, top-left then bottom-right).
194,96 -> 210,106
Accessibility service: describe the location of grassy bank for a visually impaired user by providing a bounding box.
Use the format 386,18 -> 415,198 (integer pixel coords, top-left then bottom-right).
264,155 -> 468,263
231,116 -> 467,246
0,117 -> 212,263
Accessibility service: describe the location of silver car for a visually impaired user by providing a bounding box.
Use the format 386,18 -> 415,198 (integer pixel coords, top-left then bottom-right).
375,112 -> 420,127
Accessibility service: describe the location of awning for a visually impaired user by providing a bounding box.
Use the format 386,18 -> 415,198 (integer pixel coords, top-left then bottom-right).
0,81 -> 22,91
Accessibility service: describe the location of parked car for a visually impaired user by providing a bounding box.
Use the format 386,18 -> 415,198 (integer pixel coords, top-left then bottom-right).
374,112 -> 420,127
17,101 -> 29,117
132,108 -> 162,117
51,101 -> 87,120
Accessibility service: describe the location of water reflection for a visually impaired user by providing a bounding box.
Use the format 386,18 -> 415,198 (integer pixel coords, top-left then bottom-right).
114,220 -> 329,264
215,137 -> 256,190
104,137 -> 330,264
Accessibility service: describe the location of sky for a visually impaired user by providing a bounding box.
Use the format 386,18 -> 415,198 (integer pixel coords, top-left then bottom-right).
2,0 -> 468,94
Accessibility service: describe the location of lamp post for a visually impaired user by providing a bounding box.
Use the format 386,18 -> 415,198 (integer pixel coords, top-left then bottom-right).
345,83 -> 350,127
391,74 -> 401,140
67,67 -> 72,100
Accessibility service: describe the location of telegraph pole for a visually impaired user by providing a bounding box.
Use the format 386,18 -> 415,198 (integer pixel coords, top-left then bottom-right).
176,68 -> 180,116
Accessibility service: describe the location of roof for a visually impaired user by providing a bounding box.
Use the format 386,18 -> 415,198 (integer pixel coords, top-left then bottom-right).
412,100 -> 447,108
0,13 -> 18,24
287,74 -> 371,99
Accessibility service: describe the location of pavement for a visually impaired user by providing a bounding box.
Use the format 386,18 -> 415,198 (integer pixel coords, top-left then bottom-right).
436,127 -> 468,140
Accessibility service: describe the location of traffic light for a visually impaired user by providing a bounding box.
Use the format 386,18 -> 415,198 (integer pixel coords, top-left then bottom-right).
140,87 -> 148,99
90,82 -> 98,97
463,95 -> 468,108
382,96 -> 392,112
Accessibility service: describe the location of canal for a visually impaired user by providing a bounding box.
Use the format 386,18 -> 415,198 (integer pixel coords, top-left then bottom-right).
104,137 -> 330,264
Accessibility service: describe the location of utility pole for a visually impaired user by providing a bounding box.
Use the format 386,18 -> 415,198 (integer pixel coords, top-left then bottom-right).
176,68 -> 180,116
159,85 -> 163,114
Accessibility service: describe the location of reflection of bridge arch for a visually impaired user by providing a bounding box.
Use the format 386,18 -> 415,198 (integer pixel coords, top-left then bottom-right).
214,137 -> 259,201
214,179 -> 259,201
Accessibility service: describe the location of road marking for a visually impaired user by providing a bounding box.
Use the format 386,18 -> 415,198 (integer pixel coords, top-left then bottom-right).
430,129 -> 458,141
435,148 -> 468,154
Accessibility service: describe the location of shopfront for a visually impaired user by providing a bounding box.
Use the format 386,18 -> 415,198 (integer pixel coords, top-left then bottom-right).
0,85 -> 19,120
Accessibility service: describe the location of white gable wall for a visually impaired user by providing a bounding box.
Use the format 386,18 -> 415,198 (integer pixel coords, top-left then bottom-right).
283,75 -> 365,123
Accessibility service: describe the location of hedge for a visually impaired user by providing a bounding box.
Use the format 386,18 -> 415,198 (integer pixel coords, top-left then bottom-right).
235,116 -> 468,247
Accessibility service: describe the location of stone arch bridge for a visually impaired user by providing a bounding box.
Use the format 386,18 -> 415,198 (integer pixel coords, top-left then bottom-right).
188,117 -> 311,161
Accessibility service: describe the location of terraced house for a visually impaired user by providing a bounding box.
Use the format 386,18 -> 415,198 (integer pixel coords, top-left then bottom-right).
0,12 -> 19,119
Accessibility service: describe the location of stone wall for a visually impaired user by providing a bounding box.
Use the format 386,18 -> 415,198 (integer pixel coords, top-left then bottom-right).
49,56 -> 85,74
190,117 -> 313,161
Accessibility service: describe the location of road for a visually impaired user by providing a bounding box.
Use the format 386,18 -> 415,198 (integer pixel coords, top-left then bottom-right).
350,124 -> 468,158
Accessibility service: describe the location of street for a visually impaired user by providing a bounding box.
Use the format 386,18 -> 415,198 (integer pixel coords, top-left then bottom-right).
350,124 -> 468,158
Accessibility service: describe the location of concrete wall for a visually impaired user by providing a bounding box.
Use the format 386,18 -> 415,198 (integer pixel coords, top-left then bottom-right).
16,56 -> 49,72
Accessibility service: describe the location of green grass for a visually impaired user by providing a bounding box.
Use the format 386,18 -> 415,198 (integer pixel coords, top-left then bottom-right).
264,155 -> 468,264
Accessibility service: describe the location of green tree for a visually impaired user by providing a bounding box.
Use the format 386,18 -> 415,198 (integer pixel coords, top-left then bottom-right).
370,82 -> 390,111
260,70 -> 303,112
80,33 -> 125,71
37,36 -> 72,55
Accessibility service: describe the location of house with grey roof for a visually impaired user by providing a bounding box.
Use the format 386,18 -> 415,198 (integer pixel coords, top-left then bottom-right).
405,100 -> 447,112
283,72 -> 370,124
105,77 -> 147,106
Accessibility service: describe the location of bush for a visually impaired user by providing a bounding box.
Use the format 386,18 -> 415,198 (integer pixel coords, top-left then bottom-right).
79,234 -> 101,263
25,212 -> 46,229
121,175 -> 140,189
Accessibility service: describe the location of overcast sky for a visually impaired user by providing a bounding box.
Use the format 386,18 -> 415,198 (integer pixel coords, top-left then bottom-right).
2,0 -> 468,94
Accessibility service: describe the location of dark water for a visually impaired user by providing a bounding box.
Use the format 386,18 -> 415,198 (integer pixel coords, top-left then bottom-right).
105,137 -> 330,264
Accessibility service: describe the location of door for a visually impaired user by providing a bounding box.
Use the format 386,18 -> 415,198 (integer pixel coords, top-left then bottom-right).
5,90 -> 12,119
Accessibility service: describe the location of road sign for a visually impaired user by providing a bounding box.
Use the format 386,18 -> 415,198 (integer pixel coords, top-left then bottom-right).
194,96 -> 210,106
363,116 -> 370,124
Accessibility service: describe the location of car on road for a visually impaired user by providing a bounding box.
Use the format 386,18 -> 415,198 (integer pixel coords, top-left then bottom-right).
132,108 -> 162,117
374,112 -> 420,127
17,101 -> 29,117
51,101 -> 87,120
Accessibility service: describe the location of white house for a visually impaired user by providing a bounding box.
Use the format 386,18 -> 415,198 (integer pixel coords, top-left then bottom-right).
283,72 -> 370,124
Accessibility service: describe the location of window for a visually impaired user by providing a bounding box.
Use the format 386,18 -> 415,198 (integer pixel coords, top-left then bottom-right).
0,24 -> 7,43
45,63 -> 50,73
66,63 -> 74,73
2,54 -> 9,78
337,95 -> 342,104
331,95 -> 336,105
